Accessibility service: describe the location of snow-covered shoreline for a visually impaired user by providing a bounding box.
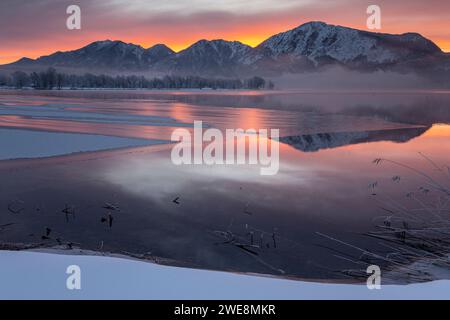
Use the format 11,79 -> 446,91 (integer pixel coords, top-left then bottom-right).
0,250 -> 449,300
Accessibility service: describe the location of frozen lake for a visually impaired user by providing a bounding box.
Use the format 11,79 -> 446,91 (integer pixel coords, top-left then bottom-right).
0,89 -> 450,291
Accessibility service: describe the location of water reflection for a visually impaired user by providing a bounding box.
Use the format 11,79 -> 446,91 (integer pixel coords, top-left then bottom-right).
0,90 -> 450,282
280,126 -> 430,152
85,124 -> 449,280
0,92 -> 432,145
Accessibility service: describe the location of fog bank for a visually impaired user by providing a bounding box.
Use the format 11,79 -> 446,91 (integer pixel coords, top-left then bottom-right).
272,67 -> 439,90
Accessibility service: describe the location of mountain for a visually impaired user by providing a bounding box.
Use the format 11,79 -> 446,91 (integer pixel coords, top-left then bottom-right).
154,39 -> 253,76
253,21 -> 443,71
145,44 -> 175,63
4,22 -> 449,79
11,40 -> 174,71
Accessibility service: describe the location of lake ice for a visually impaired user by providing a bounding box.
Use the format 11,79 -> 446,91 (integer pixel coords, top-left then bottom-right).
0,128 -> 167,160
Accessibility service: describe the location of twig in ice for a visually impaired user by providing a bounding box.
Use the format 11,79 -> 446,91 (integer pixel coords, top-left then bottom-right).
8,200 -> 24,214
103,202 -> 120,211
172,196 -> 180,205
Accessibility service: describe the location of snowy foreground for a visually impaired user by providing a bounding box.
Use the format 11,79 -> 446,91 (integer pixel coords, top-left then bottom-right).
0,251 -> 449,300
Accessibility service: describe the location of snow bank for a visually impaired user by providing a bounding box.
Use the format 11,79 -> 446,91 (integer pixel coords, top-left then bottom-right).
0,250 -> 449,300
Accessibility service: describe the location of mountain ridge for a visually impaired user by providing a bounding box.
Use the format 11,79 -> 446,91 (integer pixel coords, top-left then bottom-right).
3,21 -> 449,79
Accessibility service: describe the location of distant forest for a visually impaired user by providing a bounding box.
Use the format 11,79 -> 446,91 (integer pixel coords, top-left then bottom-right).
0,68 -> 274,90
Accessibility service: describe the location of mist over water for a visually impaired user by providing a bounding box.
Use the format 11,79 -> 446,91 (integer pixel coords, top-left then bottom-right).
273,67 -> 438,90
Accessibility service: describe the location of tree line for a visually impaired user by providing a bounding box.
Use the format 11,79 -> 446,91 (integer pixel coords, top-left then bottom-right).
0,68 -> 274,90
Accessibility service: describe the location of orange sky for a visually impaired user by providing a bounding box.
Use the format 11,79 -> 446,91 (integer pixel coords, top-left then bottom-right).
1,0 -> 449,65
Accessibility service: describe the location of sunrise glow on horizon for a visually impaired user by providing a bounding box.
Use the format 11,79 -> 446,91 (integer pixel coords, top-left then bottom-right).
1,0 -> 449,65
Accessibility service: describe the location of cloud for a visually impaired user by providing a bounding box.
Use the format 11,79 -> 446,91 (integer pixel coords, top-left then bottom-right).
108,0 -> 312,15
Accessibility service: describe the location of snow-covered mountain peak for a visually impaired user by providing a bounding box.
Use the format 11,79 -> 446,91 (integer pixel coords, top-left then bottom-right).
187,39 -> 252,55
257,21 -> 442,66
